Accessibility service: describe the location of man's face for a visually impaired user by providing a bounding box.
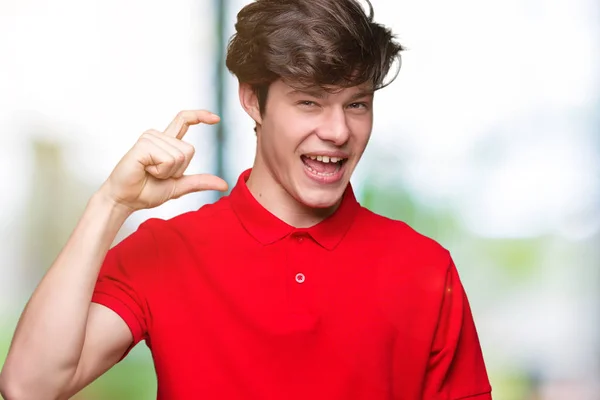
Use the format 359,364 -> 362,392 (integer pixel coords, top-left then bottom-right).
253,79 -> 374,209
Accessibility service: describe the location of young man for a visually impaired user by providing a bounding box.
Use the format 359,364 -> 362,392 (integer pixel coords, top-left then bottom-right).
0,0 -> 492,399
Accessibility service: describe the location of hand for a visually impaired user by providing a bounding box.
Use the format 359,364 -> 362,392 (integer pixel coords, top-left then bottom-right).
99,110 -> 228,212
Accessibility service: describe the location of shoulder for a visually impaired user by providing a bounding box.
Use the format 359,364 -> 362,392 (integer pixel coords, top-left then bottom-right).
358,208 -> 456,316
130,195 -> 235,244
354,207 -> 453,301
355,206 -> 451,266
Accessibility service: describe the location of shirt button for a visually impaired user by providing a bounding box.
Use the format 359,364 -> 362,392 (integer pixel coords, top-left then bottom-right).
295,273 -> 306,284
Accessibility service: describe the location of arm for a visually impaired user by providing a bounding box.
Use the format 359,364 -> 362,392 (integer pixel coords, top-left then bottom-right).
0,110 -> 228,400
422,261 -> 492,399
0,195 -> 133,400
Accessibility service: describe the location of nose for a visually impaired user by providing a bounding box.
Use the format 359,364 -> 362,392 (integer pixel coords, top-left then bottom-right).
316,108 -> 350,146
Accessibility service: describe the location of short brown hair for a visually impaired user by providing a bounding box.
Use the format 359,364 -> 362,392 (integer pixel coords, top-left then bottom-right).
226,0 -> 404,114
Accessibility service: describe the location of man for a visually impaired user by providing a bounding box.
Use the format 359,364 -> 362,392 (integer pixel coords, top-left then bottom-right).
0,0 -> 492,399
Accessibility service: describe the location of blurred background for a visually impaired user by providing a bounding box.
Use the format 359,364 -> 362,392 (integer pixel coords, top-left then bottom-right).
0,0 -> 598,398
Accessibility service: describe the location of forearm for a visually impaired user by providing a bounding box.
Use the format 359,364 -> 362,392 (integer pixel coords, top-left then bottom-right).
0,191 -> 132,398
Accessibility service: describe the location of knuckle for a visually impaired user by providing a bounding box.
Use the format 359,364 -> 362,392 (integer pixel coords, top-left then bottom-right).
137,137 -> 150,147
184,143 -> 195,157
139,132 -> 153,142
175,111 -> 189,122
165,156 -> 176,166
175,153 -> 186,164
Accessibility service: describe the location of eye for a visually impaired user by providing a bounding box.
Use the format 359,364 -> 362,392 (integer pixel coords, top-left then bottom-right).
348,102 -> 368,109
298,100 -> 317,107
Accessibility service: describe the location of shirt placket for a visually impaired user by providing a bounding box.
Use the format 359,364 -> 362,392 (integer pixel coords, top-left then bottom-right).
286,231 -> 315,327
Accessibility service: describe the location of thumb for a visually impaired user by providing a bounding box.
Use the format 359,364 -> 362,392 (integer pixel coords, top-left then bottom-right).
171,174 -> 229,199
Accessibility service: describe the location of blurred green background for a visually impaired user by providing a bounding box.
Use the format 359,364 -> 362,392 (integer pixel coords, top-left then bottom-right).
0,0 -> 598,399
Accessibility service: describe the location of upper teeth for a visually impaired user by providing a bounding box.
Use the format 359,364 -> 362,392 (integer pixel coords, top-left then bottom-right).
307,155 -> 343,163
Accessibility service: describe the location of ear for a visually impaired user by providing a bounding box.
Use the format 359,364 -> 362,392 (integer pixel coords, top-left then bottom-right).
238,83 -> 263,127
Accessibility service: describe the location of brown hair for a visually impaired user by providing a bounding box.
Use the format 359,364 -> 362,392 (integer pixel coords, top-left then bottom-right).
226,0 -> 404,114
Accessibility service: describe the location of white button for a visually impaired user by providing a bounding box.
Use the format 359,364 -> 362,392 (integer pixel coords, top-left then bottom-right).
295,273 -> 305,284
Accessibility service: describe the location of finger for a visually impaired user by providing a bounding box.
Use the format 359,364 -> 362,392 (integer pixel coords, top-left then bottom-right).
143,131 -> 184,160
154,134 -> 196,178
164,110 -> 220,139
136,138 -> 179,179
143,129 -> 195,159
143,132 -> 193,178
170,174 -> 229,199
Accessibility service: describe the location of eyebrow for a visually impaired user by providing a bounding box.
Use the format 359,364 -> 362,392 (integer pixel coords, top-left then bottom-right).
348,90 -> 375,101
286,88 -> 374,101
286,88 -> 327,99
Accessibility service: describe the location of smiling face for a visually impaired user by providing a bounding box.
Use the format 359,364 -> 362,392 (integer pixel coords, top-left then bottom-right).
241,79 -> 374,225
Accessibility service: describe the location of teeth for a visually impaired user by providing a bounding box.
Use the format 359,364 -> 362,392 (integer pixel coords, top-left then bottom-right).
305,155 -> 344,164
305,165 -> 339,176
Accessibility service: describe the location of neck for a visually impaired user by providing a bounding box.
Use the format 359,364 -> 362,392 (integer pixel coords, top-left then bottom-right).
246,160 -> 341,229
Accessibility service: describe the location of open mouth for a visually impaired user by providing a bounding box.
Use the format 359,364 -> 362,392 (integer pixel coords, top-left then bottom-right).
301,154 -> 348,177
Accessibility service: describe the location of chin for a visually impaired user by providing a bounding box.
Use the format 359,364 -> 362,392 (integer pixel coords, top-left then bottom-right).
295,186 -> 345,209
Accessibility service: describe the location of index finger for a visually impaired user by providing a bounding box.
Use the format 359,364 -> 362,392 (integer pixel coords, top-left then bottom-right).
164,110 -> 221,139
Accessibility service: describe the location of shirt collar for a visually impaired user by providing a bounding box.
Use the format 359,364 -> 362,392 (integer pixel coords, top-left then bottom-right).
228,168 -> 360,250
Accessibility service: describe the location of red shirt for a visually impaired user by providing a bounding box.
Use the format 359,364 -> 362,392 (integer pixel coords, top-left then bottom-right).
92,168 -> 492,399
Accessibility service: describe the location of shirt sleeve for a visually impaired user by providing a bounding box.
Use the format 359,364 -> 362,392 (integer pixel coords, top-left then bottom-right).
422,260 -> 492,399
91,220 -> 159,360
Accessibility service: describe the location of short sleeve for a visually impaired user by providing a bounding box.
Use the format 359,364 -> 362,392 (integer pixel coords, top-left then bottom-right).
91,221 -> 158,358
423,261 -> 492,399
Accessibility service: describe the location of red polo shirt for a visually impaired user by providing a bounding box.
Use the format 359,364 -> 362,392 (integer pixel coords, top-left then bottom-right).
92,168 -> 492,399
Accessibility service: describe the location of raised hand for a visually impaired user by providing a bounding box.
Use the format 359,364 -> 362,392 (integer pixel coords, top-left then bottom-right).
99,110 -> 228,212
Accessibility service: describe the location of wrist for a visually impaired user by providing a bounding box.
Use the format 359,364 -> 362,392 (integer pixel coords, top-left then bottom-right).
90,187 -> 135,221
